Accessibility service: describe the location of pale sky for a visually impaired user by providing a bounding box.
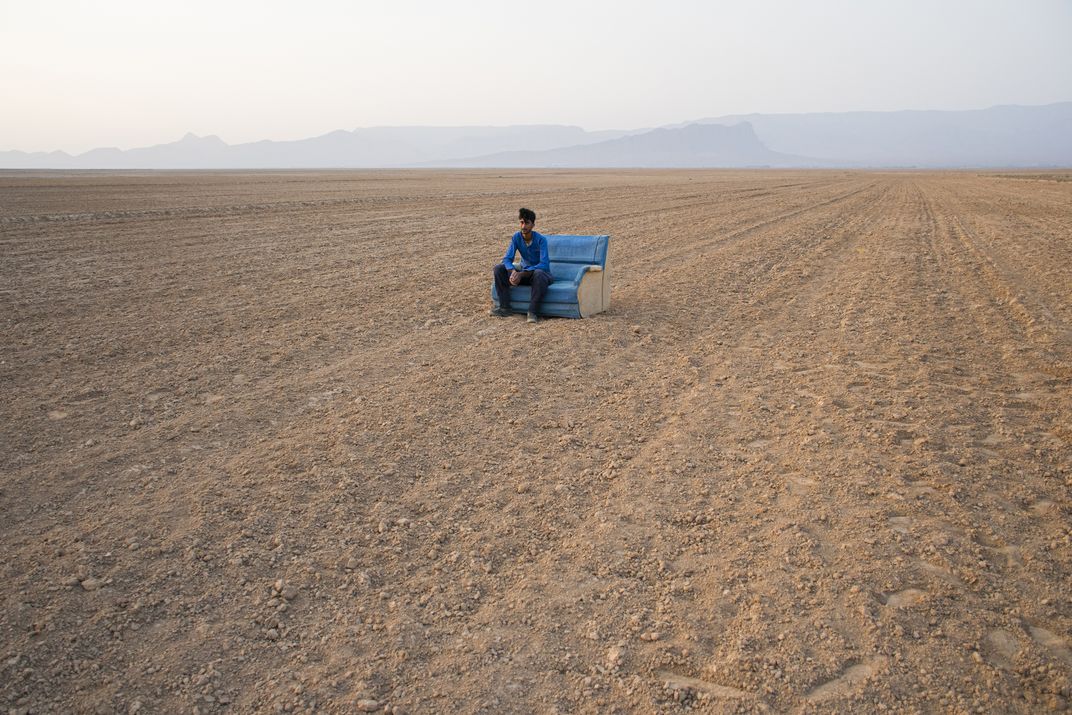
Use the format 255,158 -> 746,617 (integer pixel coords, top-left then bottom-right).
2,0 -> 1070,154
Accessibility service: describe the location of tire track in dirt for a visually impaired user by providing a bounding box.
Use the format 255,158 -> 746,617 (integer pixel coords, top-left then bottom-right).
856,178 -> 1072,710
588,181 -> 896,709
926,178 -> 1072,351
621,178 -> 876,275
950,212 -> 1068,351
917,182 -> 1070,380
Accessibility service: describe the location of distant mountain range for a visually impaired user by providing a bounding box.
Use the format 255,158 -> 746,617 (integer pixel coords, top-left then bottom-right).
424,123 -> 819,168
2,102 -> 1070,169
680,103 -> 1072,167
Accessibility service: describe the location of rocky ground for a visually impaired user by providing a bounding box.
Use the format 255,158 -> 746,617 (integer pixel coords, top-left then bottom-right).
1,169 -> 1070,713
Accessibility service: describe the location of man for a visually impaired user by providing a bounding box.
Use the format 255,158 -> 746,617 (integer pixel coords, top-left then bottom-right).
490,207 -> 553,324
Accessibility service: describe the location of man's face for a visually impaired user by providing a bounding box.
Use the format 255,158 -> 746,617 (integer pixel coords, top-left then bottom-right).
519,218 -> 534,238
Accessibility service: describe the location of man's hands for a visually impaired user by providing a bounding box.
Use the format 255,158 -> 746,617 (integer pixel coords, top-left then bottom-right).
509,269 -> 534,286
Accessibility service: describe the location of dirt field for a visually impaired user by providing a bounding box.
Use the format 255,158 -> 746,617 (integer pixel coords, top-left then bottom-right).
1,169 -> 1070,714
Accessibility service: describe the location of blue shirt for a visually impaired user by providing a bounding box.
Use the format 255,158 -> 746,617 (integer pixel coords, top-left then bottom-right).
501,231 -> 550,274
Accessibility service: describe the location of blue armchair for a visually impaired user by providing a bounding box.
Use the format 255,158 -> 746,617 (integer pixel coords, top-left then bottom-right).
492,234 -> 611,318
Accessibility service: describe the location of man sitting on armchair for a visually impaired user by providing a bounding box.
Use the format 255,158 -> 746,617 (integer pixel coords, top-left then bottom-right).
490,207 -> 553,324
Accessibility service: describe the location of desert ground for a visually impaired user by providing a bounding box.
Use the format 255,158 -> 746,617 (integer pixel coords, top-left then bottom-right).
1,169 -> 1070,714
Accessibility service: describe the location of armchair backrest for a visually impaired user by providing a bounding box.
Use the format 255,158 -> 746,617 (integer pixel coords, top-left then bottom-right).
546,234 -> 610,268
545,234 -> 610,281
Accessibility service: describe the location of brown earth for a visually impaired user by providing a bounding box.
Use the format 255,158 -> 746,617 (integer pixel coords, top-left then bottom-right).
1,169 -> 1070,714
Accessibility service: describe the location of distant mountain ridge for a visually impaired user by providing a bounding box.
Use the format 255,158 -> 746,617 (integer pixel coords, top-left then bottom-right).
0,125 -> 640,170
424,122 -> 823,168
2,102 -> 1069,169
683,102 -> 1072,167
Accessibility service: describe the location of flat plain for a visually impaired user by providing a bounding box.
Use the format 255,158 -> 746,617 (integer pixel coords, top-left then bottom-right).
1,169 -> 1070,713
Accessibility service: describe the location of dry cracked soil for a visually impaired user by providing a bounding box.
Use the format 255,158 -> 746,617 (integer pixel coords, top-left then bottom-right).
1,169 -> 1071,713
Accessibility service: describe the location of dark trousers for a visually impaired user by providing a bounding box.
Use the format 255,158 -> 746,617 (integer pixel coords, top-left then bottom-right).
493,264 -> 553,313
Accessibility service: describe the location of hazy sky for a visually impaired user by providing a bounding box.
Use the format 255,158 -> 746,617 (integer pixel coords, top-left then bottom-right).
2,0 -> 1070,153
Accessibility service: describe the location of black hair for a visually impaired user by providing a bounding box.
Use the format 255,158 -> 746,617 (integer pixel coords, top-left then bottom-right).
519,207 -> 536,224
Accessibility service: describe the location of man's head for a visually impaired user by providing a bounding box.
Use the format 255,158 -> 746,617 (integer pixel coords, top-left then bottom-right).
518,207 -> 536,239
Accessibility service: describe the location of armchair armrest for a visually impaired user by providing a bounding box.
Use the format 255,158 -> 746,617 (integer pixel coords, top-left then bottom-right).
560,264 -> 603,285
576,264 -> 608,318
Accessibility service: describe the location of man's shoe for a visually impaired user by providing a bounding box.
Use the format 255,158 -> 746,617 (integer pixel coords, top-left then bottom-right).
527,312 -> 539,324
489,307 -> 511,318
